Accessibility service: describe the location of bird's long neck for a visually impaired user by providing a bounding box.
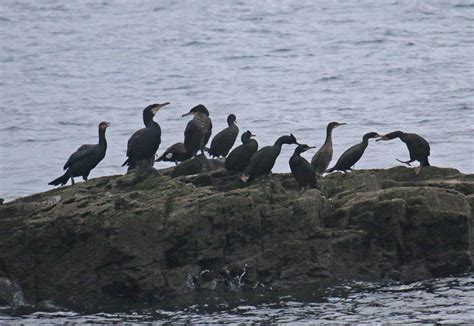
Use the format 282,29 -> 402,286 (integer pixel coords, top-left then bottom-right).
291,151 -> 301,159
273,144 -> 283,156
398,132 -> 408,142
143,112 -> 157,128
98,129 -> 107,147
324,127 -> 333,146
274,136 -> 289,148
361,137 -> 370,148
273,142 -> 284,152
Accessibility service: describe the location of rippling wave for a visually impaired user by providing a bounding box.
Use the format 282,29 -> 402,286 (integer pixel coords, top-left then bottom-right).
1,275 -> 472,323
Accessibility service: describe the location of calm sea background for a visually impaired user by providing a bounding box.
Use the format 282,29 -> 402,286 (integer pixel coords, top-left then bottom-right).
1,0 -> 473,323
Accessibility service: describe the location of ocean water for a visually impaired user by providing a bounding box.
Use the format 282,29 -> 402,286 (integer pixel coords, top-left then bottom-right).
1,275 -> 473,324
0,0 -> 473,322
1,0 -> 473,201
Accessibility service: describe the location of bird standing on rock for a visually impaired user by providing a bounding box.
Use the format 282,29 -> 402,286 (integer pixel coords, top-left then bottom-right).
290,144 -> 317,191
225,130 -> 258,173
311,122 -> 346,174
326,132 -> 380,173
122,102 -> 170,171
241,134 -> 299,183
49,121 -> 110,186
209,114 -> 239,158
376,131 -> 430,175
182,104 -> 212,157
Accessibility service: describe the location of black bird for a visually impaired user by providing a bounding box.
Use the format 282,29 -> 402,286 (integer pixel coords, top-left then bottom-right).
290,144 -> 317,190
241,134 -> 299,183
156,142 -> 191,165
209,114 -> 239,158
182,104 -> 212,157
311,122 -> 346,174
326,132 -> 380,173
49,121 -> 110,186
376,131 -> 430,175
122,102 -> 169,170
225,130 -> 258,173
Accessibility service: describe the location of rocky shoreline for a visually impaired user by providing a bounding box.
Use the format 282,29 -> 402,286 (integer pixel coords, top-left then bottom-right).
0,164 -> 472,309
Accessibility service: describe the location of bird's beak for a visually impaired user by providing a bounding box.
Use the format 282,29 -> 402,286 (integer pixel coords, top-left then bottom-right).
182,112 -> 193,117
251,134 -> 256,137
152,102 -> 170,114
308,146 -> 316,149
105,122 -> 111,128
376,135 -> 388,142
337,123 -> 347,127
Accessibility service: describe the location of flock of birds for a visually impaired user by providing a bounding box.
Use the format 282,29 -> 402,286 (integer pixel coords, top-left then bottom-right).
48,103 -> 431,190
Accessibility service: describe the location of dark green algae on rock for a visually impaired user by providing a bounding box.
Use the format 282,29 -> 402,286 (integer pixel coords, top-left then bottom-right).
0,165 -> 472,309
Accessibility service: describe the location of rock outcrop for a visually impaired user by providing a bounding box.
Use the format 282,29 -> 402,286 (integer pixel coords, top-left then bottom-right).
0,164 -> 472,309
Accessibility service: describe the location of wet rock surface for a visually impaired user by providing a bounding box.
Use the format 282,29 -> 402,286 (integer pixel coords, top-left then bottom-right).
0,163 -> 472,309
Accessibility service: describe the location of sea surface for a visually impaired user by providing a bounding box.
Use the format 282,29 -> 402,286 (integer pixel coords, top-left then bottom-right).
1,275 -> 473,324
1,0 -> 473,323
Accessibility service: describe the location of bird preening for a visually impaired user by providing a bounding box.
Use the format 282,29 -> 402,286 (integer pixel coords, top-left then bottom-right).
48,102 -> 432,188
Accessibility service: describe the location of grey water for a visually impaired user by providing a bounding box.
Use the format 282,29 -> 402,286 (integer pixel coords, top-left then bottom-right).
0,276 -> 473,324
1,0 -> 473,202
1,0 -> 473,322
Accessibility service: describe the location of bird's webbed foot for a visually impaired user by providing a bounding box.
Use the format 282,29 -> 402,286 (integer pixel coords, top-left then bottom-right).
396,159 -> 414,166
71,177 -> 75,185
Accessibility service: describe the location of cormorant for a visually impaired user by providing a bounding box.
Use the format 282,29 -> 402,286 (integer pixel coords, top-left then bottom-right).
326,132 -> 380,173
311,122 -> 346,174
241,134 -> 299,183
290,144 -> 317,190
156,142 -> 191,165
376,131 -> 430,175
49,121 -> 110,186
122,102 -> 169,170
209,114 -> 239,158
225,130 -> 258,173
182,104 -> 212,157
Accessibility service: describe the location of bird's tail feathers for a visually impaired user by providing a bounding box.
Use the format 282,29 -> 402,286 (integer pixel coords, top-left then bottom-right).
48,171 -> 70,186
